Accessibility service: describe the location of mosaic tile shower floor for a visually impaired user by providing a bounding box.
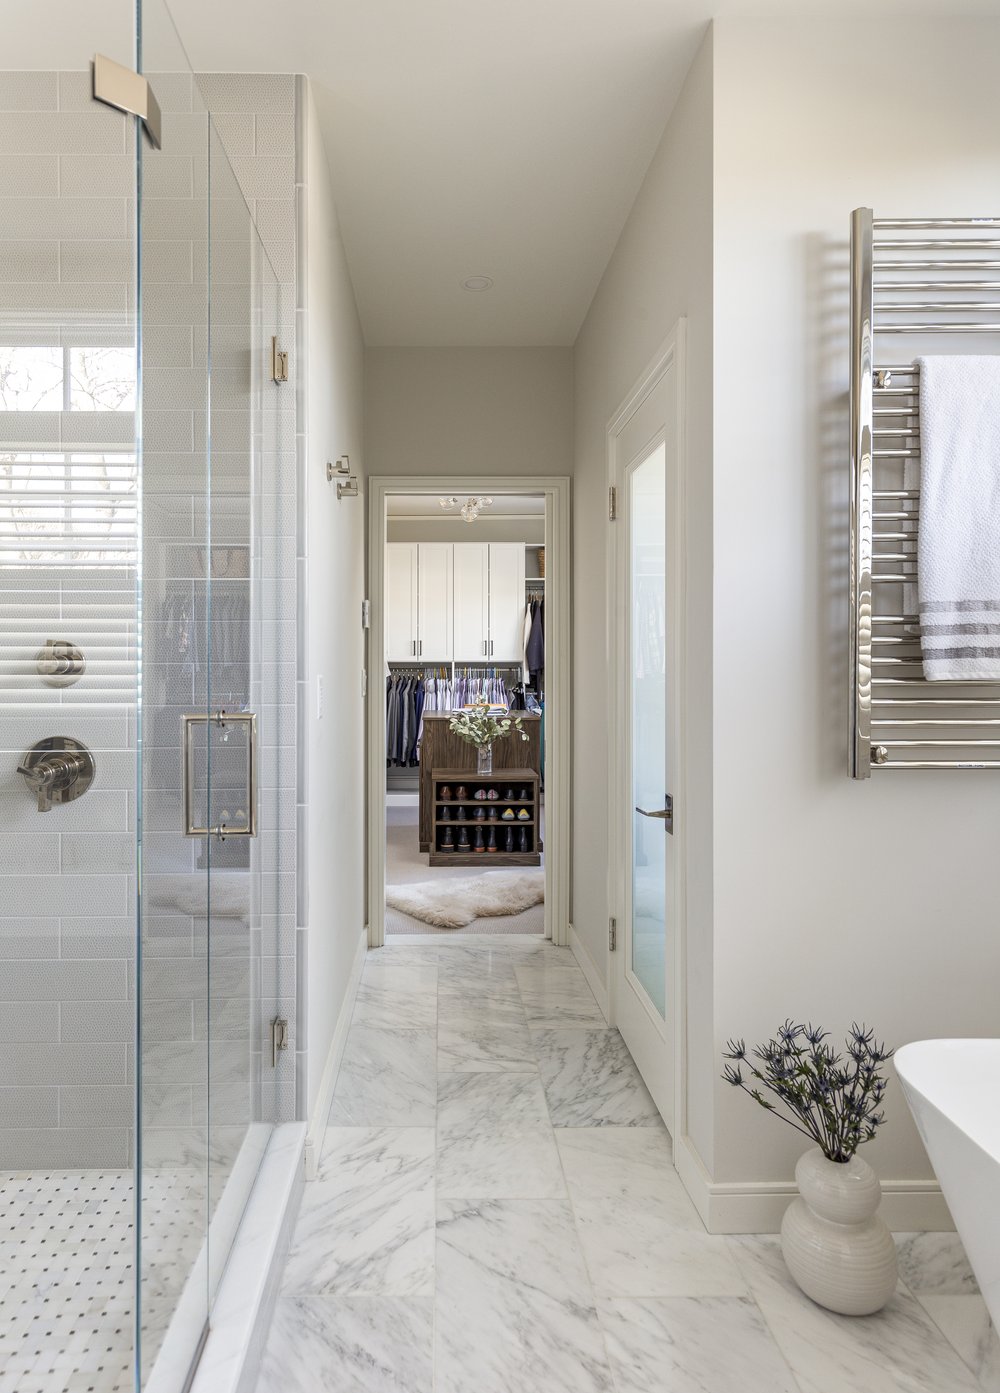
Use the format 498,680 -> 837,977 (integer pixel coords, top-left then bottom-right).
0,1167 -> 203,1393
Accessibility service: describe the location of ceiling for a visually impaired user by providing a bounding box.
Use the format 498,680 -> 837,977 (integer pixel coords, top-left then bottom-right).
9,0 -> 996,348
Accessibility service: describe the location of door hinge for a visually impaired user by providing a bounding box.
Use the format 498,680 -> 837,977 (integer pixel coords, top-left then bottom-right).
93,54 -> 162,149
608,485 -> 617,521
270,1016 -> 289,1068
609,916 -> 617,952
271,336 -> 289,383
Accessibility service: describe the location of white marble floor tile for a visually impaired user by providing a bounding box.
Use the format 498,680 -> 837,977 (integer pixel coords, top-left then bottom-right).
361,959 -> 438,988
896,1231 -> 979,1295
729,1235 -> 982,1393
282,1128 -> 434,1296
437,1071 -> 565,1198
438,978 -> 527,1029
435,944 -> 521,984
257,1295 -> 433,1393
351,967 -> 437,1030
916,1293 -> 1000,1392
556,1128 -> 744,1297
438,1019 -> 537,1072
328,1026 -> 437,1126
515,963 -> 608,1028
436,1198 -> 614,1393
556,1126 -> 675,1201
597,1295 -> 801,1393
363,945 -> 439,969
533,1029 -> 662,1126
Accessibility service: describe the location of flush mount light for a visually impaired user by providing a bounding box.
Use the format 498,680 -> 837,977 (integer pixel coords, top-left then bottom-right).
460,495 -> 493,524
461,275 -> 494,292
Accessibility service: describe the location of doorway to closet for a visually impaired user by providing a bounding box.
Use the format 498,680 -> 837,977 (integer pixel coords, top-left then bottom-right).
367,477 -> 570,947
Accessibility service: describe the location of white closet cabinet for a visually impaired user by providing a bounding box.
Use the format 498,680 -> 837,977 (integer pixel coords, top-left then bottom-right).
487,544 -> 527,661
385,542 -> 454,660
453,544 -> 490,658
416,543 -> 454,659
452,543 -> 526,661
385,542 -> 418,661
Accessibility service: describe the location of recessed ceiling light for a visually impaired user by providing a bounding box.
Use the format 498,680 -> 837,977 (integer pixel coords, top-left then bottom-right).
461,275 -> 494,292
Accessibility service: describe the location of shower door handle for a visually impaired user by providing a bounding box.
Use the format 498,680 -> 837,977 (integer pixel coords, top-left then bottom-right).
182,710 -> 258,839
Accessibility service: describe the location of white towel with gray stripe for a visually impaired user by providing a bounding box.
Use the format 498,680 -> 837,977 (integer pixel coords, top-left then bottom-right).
917,355 -> 1000,680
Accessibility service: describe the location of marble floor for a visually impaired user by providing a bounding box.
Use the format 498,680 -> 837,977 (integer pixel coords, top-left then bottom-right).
255,939 -> 1000,1393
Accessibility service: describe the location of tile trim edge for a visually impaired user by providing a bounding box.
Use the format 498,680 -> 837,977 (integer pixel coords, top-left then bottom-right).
302,924 -> 368,1180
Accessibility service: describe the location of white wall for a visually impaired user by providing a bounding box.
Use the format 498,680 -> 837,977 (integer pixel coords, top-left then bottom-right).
572,31 -> 716,1163
387,518 -> 545,545
302,82 -> 367,1123
365,348 -> 573,479
709,17 -> 1000,1198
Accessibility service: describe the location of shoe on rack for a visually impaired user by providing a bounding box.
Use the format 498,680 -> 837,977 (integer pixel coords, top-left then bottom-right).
457,827 -> 471,851
440,785 -> 453,801
440,806 -> 451,822
505,827 -> 515,852
474,788 -> 487,800
518,787 -> 529,801
474,807 -> 486,822
517,808 -> 530,821
504,787 -> 515,800
456,806 -> 467,821
488,807 -> 498,822
487,828 -> 497,852
441,827 -> 454,851
455,785 -> 468,801
501,808 -> 515,820
519,827 -> 529,852
473,827 -> 485,853
486,788 -> 499,801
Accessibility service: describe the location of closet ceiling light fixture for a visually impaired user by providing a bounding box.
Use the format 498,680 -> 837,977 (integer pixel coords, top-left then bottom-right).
460,495 -> 493,523
461,275 -> 494,291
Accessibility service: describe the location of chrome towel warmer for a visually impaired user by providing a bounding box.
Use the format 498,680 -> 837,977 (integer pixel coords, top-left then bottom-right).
849,209 -> 1000,776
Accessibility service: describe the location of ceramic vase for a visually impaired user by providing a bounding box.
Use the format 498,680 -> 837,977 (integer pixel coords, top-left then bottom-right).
780,1147 -> 897,1315
477,743 -> 493,775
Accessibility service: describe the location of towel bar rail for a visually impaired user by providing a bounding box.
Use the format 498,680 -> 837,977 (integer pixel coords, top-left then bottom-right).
849,206 -> 1000,776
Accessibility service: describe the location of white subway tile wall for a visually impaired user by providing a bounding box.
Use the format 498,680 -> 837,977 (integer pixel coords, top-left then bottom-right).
0,70 -> 301,1175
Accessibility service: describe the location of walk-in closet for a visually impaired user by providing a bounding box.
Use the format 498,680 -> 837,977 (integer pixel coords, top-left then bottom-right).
382,493 -> 548,934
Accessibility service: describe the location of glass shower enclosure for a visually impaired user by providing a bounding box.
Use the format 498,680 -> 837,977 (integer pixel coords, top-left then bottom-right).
0,4 -> 289,1389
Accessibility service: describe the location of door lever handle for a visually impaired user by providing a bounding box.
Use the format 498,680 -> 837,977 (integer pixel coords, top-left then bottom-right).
636,795 -> 673,833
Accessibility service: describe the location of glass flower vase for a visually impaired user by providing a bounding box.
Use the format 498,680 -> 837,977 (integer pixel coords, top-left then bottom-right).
477,743 -> 494,775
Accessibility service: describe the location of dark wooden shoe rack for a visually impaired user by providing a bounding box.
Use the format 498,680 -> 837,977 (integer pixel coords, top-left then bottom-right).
428,768 -> 541,867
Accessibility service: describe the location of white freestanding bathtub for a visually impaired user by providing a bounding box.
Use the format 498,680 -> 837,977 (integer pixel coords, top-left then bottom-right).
895,1039 -> 1000,1326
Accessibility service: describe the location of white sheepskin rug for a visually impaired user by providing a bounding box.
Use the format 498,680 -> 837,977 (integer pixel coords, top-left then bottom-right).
386,870 -> 545,929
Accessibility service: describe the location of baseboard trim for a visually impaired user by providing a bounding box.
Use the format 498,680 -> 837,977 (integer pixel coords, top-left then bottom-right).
303,925 -> 367,1180
673,1133 -> 954,1234
569,924 -> 609,1022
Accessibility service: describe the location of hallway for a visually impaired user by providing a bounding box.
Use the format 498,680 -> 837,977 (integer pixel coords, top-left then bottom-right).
254,940 -> 989,1393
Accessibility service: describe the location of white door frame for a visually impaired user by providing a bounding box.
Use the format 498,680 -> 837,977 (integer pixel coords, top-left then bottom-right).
606,324 -> 688,1143
367,475 -> 571,948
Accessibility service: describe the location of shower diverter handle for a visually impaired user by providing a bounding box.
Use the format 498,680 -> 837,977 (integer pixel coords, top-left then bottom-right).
17,747 -> 90,812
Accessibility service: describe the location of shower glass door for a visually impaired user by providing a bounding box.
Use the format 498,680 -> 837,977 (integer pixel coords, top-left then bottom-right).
137,1 -> 280,1385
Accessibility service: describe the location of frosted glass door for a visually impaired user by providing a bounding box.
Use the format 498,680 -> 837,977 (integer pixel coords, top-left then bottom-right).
629,445 -> 668,1016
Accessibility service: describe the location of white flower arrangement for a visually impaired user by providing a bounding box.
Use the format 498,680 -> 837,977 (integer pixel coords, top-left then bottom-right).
449,700 -> 528,750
